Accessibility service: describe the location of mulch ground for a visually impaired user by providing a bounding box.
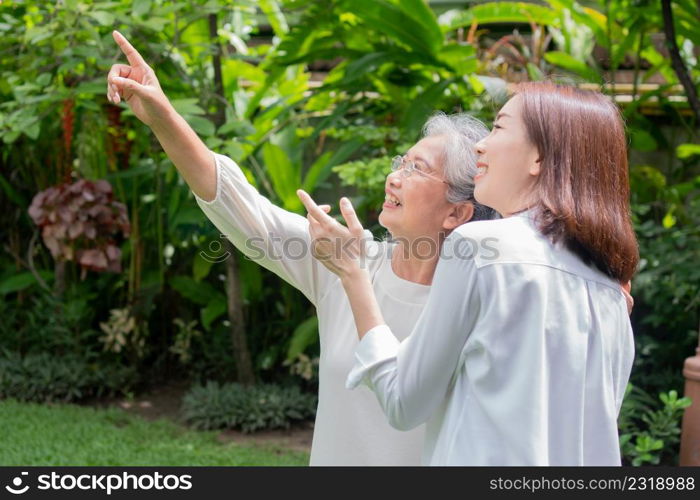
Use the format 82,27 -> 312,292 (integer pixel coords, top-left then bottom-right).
79,378 -> 314,455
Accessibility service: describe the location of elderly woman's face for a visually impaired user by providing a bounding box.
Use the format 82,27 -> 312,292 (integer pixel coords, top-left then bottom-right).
379,135 -> 456,241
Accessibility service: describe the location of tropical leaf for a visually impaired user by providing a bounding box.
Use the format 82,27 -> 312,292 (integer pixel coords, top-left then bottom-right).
341,0 -> 441,55
171,276 -> 222,305
261,142 -> 302,212
543,51 -> 602,83
201,297 -> 227,331
302,139 -> 362,193
401,79 -> 454,139
286,316 -> 319,361
444,2 -> 560,30
0,271 -> 53,295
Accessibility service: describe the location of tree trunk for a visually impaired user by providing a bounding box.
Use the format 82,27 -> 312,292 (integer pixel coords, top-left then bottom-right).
660,0 -> 700,123
54,259 -> 66,298
225,240 -> 255,385
209,13 -> 255,385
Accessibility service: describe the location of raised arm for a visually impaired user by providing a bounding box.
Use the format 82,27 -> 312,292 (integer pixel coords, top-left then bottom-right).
108,32 -> 334,303
107,30 -> 215,201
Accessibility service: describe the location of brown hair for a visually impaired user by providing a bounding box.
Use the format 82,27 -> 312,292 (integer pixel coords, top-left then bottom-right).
512,82 -> 639,283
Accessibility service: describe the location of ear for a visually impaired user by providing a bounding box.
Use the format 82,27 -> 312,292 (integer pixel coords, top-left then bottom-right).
529,153 -> 542,176
442,201 -> 475,231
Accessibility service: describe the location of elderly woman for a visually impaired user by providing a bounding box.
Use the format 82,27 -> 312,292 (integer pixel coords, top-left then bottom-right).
106,31 -> 495,465
299,82 -> 638,465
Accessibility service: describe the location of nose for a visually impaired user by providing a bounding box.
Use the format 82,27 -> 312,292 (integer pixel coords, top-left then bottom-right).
474,137 -> 486,156
386,169 -> 402,188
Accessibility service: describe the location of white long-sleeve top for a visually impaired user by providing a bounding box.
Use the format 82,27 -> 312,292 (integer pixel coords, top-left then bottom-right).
193,152 -> 428,465
347,212 -> 634,465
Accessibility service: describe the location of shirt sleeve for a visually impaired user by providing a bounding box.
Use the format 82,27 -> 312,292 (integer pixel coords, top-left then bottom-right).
193,150 -> 336,305
345,232 -> 481,430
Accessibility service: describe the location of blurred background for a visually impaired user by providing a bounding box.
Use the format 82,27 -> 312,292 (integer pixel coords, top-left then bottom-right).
0,0 -> 698,466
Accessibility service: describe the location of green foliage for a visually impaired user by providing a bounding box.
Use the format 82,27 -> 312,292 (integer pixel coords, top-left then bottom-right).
0,399 -> 308,465
0,288 -> 99,356
333,156 -> 393,220
0,351 -> 137,404
618,385 -> 692,465
181,380 -> 316,433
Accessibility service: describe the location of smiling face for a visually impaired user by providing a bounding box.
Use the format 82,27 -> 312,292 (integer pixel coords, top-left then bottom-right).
473,94 -> 541,216
379,135 -> 468,241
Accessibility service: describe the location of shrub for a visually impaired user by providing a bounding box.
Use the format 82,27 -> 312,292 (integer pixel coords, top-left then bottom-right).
181,381 -> 317,433
0,351 -> 138,403
618,384 -> 692,466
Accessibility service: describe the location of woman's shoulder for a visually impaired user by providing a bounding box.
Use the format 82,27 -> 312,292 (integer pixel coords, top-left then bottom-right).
450,214 -> 618,287
452,213 -> 535,244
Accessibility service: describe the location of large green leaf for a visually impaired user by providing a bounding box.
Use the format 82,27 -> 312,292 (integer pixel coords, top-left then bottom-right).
171,276 -> 222,305
0,172 -> 27,207
546,0 -> 608,46
342,52 -> 395,83
170,99 -> 206,116
438,43 -> 477,74
286,316 -> 319,361
193,253 -> 214,282
171,207 -> 205,228
239,256 -> 263,302
258,0 -> 288,36
342,0 -> 441,56
677,144 -> 700,159
302,139 -> 362,193
201,297 -> 227,331
543,51 -> 602,83
0,271 -> 53,295
444,2 -> 560,30
396,0 -> 443,51
302,101 -> 351,148
261,142 -> 302,212
401,79 -> 454,139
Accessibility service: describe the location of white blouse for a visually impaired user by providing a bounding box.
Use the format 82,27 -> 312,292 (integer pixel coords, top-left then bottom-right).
347,212 -> 634,465
194,152 -> 428,465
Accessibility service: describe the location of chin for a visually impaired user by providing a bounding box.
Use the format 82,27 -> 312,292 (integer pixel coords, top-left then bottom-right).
378,211 -> 390,230
474,185 -> 489,206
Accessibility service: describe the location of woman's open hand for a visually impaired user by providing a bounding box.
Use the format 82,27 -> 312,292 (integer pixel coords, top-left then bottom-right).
107,31 -> 173,128
297,190 -> 368,281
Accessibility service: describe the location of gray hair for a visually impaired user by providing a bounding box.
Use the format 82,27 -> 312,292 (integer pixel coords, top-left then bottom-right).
422,112 -> 498,221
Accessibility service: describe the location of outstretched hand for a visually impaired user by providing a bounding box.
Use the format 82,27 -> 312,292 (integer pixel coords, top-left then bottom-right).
107,31 -> 172,127
297,190 -> 368,280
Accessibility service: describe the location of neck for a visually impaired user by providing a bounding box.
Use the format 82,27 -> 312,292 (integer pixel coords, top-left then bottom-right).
389,233 -> 446,285
501,191 -> 536,218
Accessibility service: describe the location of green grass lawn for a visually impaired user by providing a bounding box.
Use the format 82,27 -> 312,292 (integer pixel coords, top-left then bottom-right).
0,399 -> 309,466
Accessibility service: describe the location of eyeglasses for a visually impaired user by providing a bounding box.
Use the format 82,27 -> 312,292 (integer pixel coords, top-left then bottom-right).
391,155 -> 449,185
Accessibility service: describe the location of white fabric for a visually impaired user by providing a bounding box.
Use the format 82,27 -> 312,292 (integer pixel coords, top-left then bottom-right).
347,213 -> 634,465
193,151 -> 428,465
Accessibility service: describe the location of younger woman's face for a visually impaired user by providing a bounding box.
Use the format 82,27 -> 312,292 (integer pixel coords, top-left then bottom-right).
473,95 -> 541,216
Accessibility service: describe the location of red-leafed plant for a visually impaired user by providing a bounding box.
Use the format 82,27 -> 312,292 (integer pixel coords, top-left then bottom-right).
28,179 -> 130,280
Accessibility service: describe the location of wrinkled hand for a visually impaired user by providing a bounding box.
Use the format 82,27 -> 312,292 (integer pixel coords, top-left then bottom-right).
622,280 -> 634,316
297,190 -> 368,280
107,31 -> 173,127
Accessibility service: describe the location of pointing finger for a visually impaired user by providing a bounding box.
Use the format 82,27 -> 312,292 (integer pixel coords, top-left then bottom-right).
113,30 -> 148,68
297,190 -> 334,226
339,197 -> 363,234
